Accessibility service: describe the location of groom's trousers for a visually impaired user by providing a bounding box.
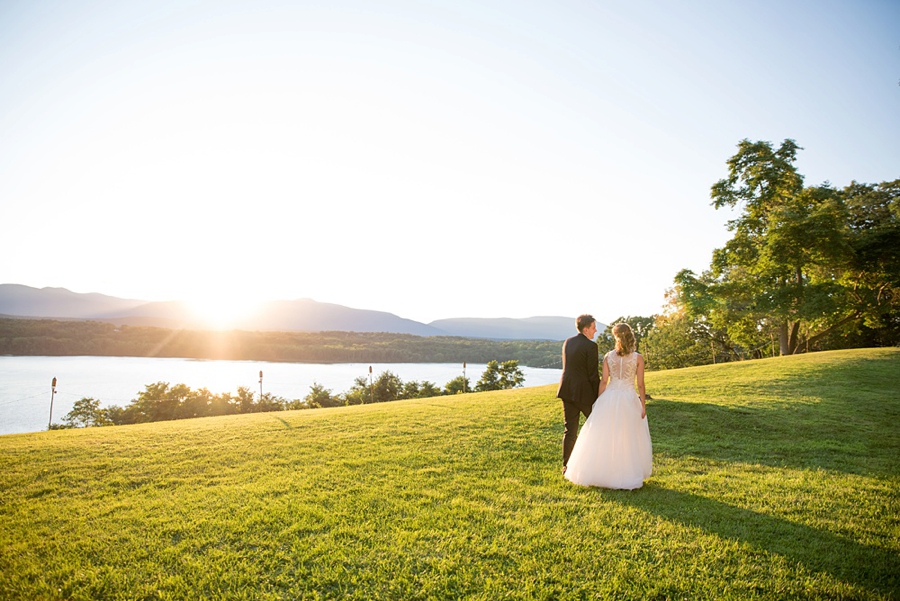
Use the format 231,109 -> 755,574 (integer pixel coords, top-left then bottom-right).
562,398 -> 593,467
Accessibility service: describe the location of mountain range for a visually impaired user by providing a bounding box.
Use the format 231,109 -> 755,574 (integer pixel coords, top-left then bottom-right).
0,284 -> 586,341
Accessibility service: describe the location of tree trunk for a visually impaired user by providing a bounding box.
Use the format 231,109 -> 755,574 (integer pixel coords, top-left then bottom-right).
787,265 -> 804,354
778,322 -> 790,355
788,321 -> 801,354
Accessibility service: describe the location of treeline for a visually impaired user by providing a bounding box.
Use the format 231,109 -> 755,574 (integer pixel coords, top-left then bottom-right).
0,318 -> 561,368
53,360 -> 525,429
602,139 -> 899,370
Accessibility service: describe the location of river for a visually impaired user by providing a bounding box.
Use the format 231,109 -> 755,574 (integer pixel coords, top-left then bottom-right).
0,356 -> 561,436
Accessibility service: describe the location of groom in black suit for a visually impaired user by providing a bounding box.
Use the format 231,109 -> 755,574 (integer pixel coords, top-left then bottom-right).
557,314 -> 600,473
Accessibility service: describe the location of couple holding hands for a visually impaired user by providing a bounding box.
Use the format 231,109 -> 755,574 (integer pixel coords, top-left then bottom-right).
557,315 -> 652,490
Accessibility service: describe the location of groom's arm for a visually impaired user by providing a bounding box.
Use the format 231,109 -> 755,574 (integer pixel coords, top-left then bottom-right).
589,343 -> 600,396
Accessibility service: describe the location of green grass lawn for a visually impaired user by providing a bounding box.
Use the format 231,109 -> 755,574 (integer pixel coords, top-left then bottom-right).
2,348 -> 898,600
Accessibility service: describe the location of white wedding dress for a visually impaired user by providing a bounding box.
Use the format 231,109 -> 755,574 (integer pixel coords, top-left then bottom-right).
565,351 -> 652,490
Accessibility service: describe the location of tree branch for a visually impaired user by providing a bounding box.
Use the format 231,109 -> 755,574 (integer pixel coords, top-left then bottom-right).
805,312 -> 863,348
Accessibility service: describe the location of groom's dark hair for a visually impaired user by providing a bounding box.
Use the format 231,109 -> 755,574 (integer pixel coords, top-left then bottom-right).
576,314 -> 595,333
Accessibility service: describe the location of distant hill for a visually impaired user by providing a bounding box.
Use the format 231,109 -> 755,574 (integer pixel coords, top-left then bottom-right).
82,298 -> 446,336
0,285 -> 447,337
429,316 -> 605,341
0,284 -> 584,340
0,285 -> 563,340
0,284 -> 146,318
233,299 -> 447,337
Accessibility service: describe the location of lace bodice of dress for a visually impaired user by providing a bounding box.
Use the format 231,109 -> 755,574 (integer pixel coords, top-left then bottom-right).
606,351 -> 638,384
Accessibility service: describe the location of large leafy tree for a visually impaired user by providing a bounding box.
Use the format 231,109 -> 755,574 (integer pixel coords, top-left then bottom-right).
698,139 -> 852,354
676,140 -> 898,357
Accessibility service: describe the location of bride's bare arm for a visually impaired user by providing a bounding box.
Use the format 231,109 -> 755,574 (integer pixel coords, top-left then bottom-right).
637,354 -> 646,419
597,356 -> 610,398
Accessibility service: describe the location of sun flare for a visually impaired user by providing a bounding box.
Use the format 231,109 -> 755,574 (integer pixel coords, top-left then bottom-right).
186,293 -> 263,329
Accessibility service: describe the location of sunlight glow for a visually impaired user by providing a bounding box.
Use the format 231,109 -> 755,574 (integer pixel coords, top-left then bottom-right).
186,293 -> 263,330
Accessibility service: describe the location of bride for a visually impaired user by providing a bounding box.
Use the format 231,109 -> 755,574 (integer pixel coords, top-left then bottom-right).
564,322 -> 652,490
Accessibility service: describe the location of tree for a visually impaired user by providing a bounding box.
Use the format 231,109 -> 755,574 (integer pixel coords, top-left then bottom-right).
372,371 -> 403,403
105,404 -> 128,425
417,381 -> 442,398
342,376 -> 371,405
704,139 -> 851,354
475,361 -> 502,391
62,397 -> 111,428
234,386 -> 256,413
475,360 -> 525,392
342,371 -> 405,404
497,360 -> 525,389
255,392 -> 286,413
668,270 -> 758,361
668,140 -> 900,358
641,286 -> 744,369
124,382 -> 193,422
839,180 -> 900,343
400,380 -> 420,400
178,387 -> 216,419
444,375 -> 470,395
304,381 -> 341,408
600,316 -> 656,356
208,390 -> 237,416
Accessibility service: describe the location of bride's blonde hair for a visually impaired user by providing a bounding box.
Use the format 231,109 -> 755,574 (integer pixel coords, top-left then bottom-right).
613,323 -> 636,356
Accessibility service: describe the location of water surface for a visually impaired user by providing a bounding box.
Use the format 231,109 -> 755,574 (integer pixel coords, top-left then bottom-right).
0,356 -> 561,435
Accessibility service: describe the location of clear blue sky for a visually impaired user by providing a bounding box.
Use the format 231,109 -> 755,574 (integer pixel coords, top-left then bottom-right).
1,0 -> 897,324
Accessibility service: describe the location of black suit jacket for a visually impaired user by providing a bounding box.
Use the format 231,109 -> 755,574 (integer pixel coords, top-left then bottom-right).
556,333 -> 600,406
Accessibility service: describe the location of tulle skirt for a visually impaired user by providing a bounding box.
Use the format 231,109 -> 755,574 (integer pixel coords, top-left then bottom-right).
564,382 -> 652,490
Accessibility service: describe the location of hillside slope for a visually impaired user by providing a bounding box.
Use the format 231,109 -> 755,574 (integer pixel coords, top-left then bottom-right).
1,348 -> 897,599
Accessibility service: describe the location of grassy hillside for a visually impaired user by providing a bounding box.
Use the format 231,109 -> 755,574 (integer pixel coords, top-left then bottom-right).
1,348 -> 898,600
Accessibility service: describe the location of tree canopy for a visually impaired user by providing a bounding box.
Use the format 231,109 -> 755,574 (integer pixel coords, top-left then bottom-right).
662,139 -> 899,359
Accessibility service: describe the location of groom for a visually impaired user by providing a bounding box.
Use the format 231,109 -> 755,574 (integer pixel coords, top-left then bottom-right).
557,314 -> 600,474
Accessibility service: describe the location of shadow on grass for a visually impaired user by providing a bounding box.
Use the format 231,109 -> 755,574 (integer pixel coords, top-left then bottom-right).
646,351 -> 900,477
647,397 -> 899,478
274,417 -> 293,429
610,483 -> 900,597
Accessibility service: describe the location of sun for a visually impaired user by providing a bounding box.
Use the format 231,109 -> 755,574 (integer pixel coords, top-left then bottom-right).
186,293 -> 263,329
